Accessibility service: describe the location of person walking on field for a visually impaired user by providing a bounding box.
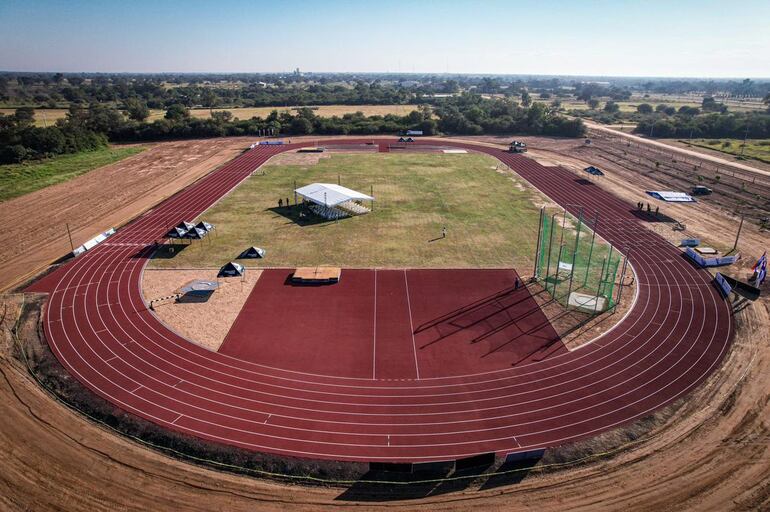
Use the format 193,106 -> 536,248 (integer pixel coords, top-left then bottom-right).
442,226 -> 447,238
278,198 -> 283,208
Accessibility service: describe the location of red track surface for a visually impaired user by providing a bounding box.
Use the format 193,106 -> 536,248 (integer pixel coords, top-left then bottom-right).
220,269 -> 561,379
27,138 -> 733,462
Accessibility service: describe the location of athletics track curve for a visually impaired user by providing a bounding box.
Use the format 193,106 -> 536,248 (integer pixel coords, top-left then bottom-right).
27,138 -> 733,462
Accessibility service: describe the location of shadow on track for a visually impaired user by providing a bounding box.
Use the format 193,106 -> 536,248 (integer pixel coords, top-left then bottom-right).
336,452 -> 543,502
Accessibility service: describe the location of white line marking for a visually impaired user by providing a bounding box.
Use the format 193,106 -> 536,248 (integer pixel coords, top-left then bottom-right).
403,270 -> 420,380
264,414 -> 272,424
172,414 -> 183,425
372,269 -> 377,380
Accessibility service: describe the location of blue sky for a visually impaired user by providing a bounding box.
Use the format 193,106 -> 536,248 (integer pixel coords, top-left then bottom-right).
1,0 -> 768,77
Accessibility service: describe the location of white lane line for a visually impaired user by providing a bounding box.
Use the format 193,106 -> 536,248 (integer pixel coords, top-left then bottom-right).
264,414 -> 272,424
171,413 -> 183,425
403,270 -> 421,380
372,269 -> 377,380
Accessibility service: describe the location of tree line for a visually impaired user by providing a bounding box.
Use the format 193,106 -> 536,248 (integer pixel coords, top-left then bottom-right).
634,111 -> 770,139
0,94 -> 585,164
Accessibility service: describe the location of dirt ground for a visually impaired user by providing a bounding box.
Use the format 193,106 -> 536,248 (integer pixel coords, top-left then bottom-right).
0,138 -> 252,292
1,288 -> 767,511
141,268 -> 262,351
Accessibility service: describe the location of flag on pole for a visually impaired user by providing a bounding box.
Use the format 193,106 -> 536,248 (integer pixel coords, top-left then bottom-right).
752,251 -> 767,285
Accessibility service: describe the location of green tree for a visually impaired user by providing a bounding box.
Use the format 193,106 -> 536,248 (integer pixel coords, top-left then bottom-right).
211,110 -> 233,124
290,116 -> 313,135
521,91 -> 532,107
124,98 -> 150,122
84,103 -> 125,134
636,103 -> 653,114
14,107 -> 36,126
165,103 -> 190,121
604,101 -> 620,113
587,98 -> 600,110
201,89 -> 219,115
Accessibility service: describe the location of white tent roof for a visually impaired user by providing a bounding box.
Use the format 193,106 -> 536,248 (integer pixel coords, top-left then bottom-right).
295,183 -> 374,207
647,190 -> 696,202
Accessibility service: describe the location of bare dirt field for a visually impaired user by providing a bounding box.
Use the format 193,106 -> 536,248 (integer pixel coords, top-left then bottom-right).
0,137 -> 252,292
141,268 -> 261,351
2,289 -> 767,511
660,138 -> 770,173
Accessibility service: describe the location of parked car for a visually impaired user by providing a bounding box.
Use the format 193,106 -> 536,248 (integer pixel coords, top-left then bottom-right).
692,185 -> 713,195
584,166 -> 604,176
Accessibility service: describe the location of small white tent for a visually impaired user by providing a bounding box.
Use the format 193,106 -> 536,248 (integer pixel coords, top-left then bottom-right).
294,183 -> 374,207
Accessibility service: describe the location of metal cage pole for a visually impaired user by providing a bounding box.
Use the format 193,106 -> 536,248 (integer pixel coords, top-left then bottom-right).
614,248 -> 631,312
566,209 -> 584,303
533,207 -> 545,279
593,257 -> 607,316
552,243 -> 565,300
583,211 -> 600,288
544,212 -> 558,293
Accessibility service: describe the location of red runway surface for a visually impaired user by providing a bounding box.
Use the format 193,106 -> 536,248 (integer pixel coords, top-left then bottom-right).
220,269 -> 560,379
27,138 -> 733,462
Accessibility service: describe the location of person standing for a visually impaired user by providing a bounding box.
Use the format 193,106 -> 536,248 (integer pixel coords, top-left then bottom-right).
442,226 -> 447,238
278,198 -> 283,208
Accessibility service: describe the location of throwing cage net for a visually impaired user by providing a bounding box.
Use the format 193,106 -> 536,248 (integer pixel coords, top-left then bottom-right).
535,208 -> 623,311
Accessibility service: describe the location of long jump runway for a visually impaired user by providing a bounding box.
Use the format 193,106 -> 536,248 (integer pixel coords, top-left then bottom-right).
27,138 -> 733,462
220,269 -> 561,380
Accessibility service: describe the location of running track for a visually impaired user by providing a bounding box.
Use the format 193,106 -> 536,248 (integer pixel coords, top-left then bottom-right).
27,138 -> 733,462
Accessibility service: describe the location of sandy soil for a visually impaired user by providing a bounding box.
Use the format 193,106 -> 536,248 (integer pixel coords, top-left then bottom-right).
0,138 -> 252,292
141,268 -> 261,351
1,289 -> 767,511
584,121 -> 770,179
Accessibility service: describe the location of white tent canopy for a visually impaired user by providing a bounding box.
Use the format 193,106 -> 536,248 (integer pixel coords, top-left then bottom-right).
647,190 -> 696,203
295,183 -> 374,207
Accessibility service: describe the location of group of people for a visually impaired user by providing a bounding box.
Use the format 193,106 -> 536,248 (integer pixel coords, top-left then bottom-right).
278,197 -> 291,208
637,201 -> 659,217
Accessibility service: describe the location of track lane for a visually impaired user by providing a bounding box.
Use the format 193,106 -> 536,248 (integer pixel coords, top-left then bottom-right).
28,139 -> 733,462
